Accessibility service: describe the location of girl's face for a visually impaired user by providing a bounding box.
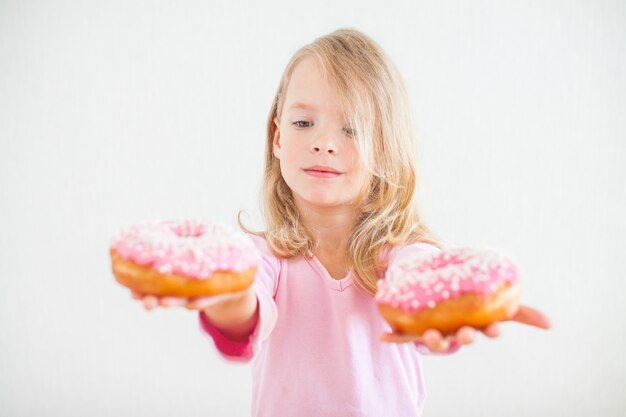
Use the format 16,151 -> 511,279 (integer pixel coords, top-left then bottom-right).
273,57 -> 367,211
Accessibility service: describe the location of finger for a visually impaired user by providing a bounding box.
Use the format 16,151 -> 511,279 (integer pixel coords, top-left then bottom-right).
187,292 -> 244,310
510,305 -> 552,329
142,295 -> 158,311
187,296 -> 226,310
187,294 -> 238,310
131,290 -> 143,300
160,297 -> 188,308
481,322 -> 501,338
423,329 -> 448,352
455,326 -> 475,345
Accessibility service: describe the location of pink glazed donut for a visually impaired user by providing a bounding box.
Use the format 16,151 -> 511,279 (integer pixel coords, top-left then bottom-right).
375,247 -> 522,336
110,219 -> 260,297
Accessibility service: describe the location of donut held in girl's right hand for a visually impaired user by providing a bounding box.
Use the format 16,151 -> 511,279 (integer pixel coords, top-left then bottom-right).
110,219 -> 260,298
375,247 -> 522,336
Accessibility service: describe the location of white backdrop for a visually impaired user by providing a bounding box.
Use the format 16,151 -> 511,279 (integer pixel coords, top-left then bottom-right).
1,1 -> 625,416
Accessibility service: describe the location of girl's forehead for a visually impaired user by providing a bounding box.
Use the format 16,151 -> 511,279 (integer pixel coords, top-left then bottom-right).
285,58 -> 341,111
283,100 -> 348,123
283,82 -> 348,119
285,100 -> 344,115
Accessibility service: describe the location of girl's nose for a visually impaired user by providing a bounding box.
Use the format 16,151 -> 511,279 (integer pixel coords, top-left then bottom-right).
310,140 -> 337,155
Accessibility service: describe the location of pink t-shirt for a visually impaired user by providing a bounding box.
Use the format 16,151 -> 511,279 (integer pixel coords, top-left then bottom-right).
198,234 -> 460,417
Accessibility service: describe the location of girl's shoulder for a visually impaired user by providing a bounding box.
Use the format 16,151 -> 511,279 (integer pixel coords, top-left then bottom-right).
245,232 -> 283,283
384,241 -> 442,266
245,232 -> 285,263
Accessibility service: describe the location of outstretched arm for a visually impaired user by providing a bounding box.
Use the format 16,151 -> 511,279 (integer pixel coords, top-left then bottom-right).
132,286 -> 259,342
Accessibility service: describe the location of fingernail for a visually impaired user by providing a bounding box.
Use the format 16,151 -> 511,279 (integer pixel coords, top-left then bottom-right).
439,339 -> 450,351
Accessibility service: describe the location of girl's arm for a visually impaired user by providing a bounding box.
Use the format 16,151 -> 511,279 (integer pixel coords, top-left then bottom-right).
131,236 -> 279,363
201,285 -> 259,341
197,234 -> 280,362
136,286 -> 262,342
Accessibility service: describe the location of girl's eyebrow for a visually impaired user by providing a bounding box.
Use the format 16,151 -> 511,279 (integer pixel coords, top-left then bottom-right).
288,102 -> 318,112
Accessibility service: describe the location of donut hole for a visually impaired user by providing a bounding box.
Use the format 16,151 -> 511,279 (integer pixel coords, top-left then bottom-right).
170,221 -> 205,238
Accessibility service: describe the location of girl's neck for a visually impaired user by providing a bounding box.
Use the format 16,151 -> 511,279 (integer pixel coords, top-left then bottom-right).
295,197 -> 358,256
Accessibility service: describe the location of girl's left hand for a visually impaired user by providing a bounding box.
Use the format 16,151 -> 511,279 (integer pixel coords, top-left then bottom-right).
379,304 -> 551,353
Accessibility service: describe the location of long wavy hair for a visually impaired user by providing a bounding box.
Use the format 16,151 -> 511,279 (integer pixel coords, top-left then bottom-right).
238,27 -> 445,296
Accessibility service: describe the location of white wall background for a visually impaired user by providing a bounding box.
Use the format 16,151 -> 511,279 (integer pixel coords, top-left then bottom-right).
1,1 -> 624,416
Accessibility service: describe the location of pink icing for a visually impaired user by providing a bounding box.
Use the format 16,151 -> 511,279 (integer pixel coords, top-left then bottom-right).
375,247 -> 519,313
110,219 -> 261,279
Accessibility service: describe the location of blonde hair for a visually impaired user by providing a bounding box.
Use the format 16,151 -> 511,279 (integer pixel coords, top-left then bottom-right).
238,27 -> 445,296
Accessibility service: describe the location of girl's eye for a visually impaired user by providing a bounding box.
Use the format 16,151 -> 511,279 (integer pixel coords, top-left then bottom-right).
293,121 -> 312,128
292,121 -> 355,137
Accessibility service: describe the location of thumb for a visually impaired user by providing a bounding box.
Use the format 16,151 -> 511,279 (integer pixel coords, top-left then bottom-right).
510,305 -> 552,330
187,289 -> 250,310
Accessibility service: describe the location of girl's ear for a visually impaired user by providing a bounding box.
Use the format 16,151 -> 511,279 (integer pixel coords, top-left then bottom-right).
272,117 -> 281,158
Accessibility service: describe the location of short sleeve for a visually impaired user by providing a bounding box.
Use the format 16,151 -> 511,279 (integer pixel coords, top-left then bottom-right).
198,234 -> 280,363
385,242 -> 462,356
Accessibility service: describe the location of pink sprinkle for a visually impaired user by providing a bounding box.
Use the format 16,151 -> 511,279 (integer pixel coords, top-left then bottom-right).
376,247 -> 519,313
111,219 -> 260,280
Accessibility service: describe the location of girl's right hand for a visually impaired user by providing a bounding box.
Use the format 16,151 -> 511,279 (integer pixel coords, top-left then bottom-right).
130,287 -> 253,311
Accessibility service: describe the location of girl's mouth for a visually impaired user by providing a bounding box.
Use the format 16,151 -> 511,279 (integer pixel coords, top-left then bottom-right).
304,169 -> 342,178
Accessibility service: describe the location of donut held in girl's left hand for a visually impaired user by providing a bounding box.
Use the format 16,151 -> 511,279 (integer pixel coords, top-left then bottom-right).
375,247 -> 521,336
110,219 -> 260,298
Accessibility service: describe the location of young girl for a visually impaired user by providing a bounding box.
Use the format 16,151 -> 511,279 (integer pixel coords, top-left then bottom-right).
132,28 -> 550,416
